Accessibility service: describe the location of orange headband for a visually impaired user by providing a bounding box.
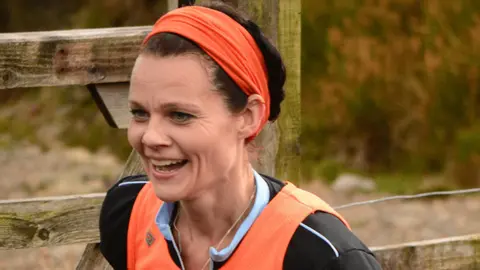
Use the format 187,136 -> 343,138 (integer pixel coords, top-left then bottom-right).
143,6 -> 270,141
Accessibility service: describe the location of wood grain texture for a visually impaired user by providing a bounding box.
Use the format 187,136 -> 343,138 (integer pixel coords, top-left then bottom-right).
0,26 -> 149,89
0,193 -> 105,249
75,243 -> 112,270
372,234 -> 480,270
275,0 -> 301,182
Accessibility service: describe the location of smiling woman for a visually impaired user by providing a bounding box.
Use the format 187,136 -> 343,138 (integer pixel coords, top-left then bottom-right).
98,1 -> 382,270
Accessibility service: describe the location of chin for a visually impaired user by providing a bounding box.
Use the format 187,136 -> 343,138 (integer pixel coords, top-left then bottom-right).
151,183 -> 186,202
148,173 -> 191,202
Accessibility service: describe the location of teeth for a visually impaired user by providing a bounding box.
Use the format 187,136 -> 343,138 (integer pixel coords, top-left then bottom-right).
152,160 -> 185,166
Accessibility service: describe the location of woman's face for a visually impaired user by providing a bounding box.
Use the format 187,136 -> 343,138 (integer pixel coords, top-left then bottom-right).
128,54 -> 247,202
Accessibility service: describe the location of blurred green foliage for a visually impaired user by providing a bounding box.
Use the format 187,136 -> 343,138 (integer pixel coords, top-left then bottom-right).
1,0 -> 480,190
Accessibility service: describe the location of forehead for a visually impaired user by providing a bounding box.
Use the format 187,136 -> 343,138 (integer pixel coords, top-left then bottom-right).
129,54 -> 214,102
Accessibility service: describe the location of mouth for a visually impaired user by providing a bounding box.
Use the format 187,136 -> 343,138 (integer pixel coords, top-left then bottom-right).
152,159 -> 189,172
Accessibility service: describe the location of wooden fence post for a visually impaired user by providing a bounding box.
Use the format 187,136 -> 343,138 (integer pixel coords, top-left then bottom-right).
216,0 -> 301,180
234,0 -> 280,176
276,0 -> 301,182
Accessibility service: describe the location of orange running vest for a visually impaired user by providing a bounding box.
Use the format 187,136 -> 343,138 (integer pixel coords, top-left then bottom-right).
126,182 -> 351,269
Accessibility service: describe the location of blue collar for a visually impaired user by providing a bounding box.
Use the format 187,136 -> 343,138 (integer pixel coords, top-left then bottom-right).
155,169 -> 270,262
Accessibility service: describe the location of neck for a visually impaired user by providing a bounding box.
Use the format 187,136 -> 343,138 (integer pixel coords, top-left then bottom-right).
176,162 -> 256,246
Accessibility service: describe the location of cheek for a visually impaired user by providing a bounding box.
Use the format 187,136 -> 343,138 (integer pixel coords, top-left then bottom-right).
188,118 -> 237,150
127,124 -> 144,151
190,119 -> 239,164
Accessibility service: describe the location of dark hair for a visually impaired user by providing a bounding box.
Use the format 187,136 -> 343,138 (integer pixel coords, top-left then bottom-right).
141,1 -> 286,122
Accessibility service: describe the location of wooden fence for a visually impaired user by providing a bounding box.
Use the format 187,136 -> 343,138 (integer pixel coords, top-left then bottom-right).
0,0 -> 479,269
1,188 -> 479,269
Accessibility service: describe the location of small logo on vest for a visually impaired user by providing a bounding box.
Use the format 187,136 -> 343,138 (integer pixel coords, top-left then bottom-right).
145,231 -> 155,246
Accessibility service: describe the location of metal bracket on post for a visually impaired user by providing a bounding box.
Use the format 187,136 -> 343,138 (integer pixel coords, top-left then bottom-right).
87,84 -> 118,128
87,82 -> 130,129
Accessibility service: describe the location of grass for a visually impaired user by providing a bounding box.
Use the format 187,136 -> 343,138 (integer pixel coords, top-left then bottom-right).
372,173 -> 426,195
302,156 -> 460,195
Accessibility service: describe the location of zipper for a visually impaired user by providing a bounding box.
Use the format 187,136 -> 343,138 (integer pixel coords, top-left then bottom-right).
169,227 -> 186,270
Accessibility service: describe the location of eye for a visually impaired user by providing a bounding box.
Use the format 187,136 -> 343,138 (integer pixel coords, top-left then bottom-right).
130,108 -> 149,122
170,111 -> 194,123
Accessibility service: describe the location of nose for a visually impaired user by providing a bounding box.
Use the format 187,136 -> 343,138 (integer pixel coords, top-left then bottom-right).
141,118 -> 172,149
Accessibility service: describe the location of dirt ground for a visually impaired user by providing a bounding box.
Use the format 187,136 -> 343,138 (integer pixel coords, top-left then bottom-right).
1,145 -> 479,269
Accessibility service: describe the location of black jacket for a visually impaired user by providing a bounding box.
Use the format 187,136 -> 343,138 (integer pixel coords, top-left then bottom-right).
99,174 -> 383,270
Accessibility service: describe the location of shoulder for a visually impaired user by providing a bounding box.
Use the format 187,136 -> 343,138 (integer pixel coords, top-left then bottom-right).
99,174 -> 148,270
260,174 -> 381,270
284,210 -> 382,270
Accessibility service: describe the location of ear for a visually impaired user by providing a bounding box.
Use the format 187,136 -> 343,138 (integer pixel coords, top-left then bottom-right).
237,94 -> 266,140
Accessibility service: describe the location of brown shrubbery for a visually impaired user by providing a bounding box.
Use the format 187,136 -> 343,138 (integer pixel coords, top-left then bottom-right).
302,0 -> 480,188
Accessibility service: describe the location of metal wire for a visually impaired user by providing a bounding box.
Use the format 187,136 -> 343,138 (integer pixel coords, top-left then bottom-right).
333,187 -> 480,210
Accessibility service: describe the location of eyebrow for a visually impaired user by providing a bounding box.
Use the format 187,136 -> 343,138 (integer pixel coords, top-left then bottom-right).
128,100 -> 144,109
128,100 -> 201,112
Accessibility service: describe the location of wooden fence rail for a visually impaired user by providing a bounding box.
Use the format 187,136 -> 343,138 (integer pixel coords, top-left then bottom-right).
372,234 -> 480,270
0,194 -> 104,249
0,26 -> 149,89
1,195 -> 479,269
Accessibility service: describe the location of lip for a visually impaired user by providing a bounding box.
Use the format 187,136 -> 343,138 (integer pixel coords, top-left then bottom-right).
145,155 -> 186,161
149,161 -> 185,181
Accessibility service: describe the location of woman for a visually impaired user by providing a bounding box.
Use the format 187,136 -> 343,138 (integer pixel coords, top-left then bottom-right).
99,2 -> 382,270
